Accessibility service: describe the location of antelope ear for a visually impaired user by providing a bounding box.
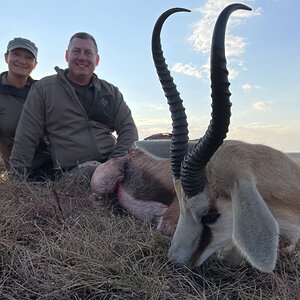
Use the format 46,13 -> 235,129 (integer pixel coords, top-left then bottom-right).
231,173 -> 279,272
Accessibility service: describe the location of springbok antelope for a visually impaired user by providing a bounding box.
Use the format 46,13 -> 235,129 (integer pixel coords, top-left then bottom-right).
91,3 -> 300,271
151,3 -> 300,273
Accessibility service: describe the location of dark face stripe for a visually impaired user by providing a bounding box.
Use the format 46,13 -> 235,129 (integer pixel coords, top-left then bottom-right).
190,225 -> 212,265
122,158 -> 175,206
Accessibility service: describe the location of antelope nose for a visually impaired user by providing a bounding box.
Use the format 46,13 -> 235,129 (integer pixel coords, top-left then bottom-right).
168,249 -> 190,266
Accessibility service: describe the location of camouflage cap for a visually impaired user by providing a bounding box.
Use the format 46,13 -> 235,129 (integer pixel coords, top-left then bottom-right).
7,37 -> 38,59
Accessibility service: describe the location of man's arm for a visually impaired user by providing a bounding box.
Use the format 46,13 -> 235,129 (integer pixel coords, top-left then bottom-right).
9,83 -> 46,177
110,89 -> 138,158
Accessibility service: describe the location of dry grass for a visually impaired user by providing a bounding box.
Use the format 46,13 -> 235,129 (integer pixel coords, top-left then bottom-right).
0,166 -> 299,299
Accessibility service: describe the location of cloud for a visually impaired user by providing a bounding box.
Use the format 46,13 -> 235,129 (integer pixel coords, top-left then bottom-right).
178,0 -> 261,80
171,58 -> 238,79
131,102 -> 168,112
135,117 -> 172,139
227,65 -> 238,79
253,101 -> 272,111
135,117 -> 170,127
189,0 -> 256,55
242,83 -> 262,91
171,63 -> 202,78
237,122 -> 283,130
242,83 -> 253,91
227,122 -> 300,151
146,104 -> 168,111
225,35 -> 248,57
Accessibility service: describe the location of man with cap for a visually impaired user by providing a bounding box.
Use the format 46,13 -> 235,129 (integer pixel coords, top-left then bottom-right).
0,37 -> 53,180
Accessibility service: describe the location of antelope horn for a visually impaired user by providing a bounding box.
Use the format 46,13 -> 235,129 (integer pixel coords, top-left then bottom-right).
151,7 -> 191,179
180,3 -> 252,197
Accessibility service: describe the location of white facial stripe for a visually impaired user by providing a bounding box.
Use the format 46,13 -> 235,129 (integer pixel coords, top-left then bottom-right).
169,212 -> 204,265
187,193 -> 210,223
169,190 -> 210,265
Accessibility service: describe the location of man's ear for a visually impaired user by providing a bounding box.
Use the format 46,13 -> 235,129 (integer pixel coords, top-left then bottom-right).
96,54 -> 100,66
65,50 -> 69,62
4,52 -> 9,64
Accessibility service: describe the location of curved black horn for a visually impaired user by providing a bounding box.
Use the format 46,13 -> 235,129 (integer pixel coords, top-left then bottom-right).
151,7 -> 191,179
181,3 -> 252,197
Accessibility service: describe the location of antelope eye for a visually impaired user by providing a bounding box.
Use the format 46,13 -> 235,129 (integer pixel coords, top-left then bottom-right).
201,211 -> 220,225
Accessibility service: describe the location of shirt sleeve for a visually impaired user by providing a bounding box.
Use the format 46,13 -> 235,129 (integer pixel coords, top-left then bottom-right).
110,88 -> 138,158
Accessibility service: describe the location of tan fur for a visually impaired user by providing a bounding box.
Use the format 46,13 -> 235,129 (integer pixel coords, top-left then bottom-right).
128,148 -> 173,191
206,140 -> 300,222
157,198 -> 179,235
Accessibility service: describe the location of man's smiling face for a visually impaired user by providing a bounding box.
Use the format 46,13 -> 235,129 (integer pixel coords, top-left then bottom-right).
65,38 -> 100,85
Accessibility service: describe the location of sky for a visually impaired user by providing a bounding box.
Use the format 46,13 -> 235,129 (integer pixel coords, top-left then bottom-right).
1,0 -> 299,151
